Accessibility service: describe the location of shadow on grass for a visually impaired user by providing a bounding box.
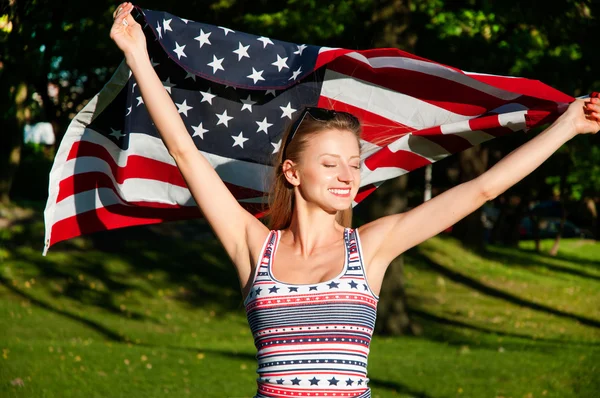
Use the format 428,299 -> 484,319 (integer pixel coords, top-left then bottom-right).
410,308 -> 600,349
0,273 -> 126,342
407,249 -> 600,329
482,244 -> 600,282
3,213 -> 244,321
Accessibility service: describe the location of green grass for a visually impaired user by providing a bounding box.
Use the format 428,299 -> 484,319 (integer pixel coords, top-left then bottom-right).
1,205 -> 599,397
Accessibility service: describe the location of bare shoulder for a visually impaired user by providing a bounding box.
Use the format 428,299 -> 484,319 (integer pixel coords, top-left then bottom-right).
356,213 -> 406,267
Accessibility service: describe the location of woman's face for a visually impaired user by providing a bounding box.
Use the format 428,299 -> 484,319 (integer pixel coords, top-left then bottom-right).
292,128 -> 361,213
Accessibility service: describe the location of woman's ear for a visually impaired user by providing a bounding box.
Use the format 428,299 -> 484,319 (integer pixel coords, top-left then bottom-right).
282,159 -> 300,187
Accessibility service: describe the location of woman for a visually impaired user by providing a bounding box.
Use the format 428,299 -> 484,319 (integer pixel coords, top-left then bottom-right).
110,3 -> 600,397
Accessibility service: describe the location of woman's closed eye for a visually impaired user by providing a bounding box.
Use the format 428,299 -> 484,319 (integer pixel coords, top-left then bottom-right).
323,163 -> 337,168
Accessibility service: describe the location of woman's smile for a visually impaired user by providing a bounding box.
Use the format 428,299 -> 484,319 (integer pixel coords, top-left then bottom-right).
328,187 -> 352,197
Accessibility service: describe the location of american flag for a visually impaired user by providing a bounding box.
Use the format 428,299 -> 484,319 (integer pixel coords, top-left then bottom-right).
43,6 -> 575,254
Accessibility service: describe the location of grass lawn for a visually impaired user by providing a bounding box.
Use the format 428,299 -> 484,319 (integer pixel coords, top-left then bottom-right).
1,203 -> 599,397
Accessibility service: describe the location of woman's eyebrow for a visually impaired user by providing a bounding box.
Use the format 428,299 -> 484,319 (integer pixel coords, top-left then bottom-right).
319,153 -> 361,159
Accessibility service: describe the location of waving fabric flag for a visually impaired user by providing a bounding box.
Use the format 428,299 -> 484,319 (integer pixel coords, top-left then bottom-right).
43,7 -> 575,253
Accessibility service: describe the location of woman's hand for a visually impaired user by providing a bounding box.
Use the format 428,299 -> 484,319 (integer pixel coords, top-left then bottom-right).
558,95 -> 600,136
110,2 -> 147,59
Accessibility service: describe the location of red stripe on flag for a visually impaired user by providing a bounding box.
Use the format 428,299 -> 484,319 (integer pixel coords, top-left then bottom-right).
57,172 -> 266,203
317,97 -> 415,146
364,146 -> 431,171
468,114 -> 515,138
465,74 -> 574,103
50,202 -> 267,248
354,184 -> 378,204
67,141 -> 187,187
63,141 -> 266,199
525,110 -> 558,129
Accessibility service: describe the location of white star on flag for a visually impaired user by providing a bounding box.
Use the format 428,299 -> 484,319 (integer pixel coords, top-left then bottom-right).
247,68 -> 265,84
207,55 -> 225,73
180,18 -> 189,24
257,36 -> 274,48
289,66 -> 302,81
280,102 -> 297,119
185,72 -> 196,81
136,96 -> 144,106
176,99 -> 193,116
265,89 -> 277,96
173,42 -> 187,59
232,132 -> 249,148
110,128 -> 125,139
233,42 -> 250,61
219,26 -> 234,35
194,29 -> 211,48
151,58 -> 160,67
216,110 -> 233,127
163,18 -> 173,32
272,54 -> 289,72
192,122 -> 209,139
156,20 -> 162,39
271,139 -> 282,153
293,44 -> 307,55
126,106 -> 132,116
162,77 -> 175,94
200,88 -> 216,104
256,117 -> 273,134
132,82 -> 137,93
240,95 -> 256,112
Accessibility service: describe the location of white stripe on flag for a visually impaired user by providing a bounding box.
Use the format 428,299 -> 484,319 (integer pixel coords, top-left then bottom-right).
321,69 -> 472,129
498,111 -> 528,132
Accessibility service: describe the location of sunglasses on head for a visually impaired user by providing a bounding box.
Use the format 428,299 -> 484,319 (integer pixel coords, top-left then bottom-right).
281,107 -> 357,160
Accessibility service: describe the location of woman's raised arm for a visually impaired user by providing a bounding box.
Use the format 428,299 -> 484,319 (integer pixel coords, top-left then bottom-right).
359,96 -> 600,288
110,3 -> 269,284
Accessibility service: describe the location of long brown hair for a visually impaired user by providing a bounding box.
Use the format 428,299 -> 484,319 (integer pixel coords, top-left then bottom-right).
267,109 -> 362,230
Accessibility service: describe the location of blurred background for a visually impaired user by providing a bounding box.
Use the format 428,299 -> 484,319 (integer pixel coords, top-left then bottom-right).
1,1 -> 599,397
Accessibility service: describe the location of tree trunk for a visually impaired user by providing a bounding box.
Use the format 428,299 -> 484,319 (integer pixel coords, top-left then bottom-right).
375,256 -> 422,336
549,157 -> 569,256
358,0 -> 421,336
0,0 -> 27,204
0,81 -> 27,204
356,173 -> 421,336
451,145 -> 489,250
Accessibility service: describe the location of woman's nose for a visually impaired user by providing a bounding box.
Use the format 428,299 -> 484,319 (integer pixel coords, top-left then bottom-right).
338,164 -> 354,182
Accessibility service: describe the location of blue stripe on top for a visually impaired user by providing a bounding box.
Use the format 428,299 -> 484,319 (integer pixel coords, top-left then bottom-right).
244,228 -> 379,398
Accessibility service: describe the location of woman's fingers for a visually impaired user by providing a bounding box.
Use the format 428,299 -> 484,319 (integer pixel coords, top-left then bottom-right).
585,99 -> 600,122
113,2 -> 128,19
113,3 -> 135,30
113,2 -> 133,22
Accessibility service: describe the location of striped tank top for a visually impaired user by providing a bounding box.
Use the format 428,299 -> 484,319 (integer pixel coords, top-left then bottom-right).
244,228 -> 379,398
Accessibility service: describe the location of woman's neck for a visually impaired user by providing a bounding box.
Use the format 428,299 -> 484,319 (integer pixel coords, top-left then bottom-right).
284,204 -> 345,258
